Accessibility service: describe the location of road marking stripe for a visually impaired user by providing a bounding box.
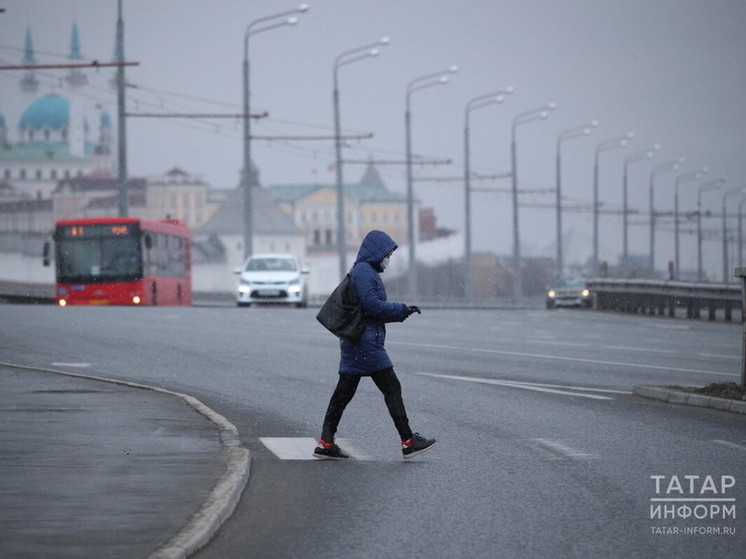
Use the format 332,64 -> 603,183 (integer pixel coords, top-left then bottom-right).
391,340 -> 737,378
534,340 -> 591,348
51,362 -> 91,368
533,438 -> 599,459
699,353 -> 739,360
414,372 -> 617,400
259,437 -> 369,460
606,346 -> 676,355
712,439 -> 746,452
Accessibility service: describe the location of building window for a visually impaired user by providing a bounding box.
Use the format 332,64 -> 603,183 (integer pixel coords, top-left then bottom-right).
51,169 -> 57,180
20,169 -> 27,180
36,169 -> 42,179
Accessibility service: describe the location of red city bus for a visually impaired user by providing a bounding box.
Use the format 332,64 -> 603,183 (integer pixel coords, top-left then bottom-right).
44,217 -> 192,306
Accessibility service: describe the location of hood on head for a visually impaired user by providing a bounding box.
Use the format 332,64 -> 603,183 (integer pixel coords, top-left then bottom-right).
354,230 -> 397,268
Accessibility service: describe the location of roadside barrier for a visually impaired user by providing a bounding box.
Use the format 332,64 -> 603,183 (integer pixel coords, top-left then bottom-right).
586,278 -> 742,322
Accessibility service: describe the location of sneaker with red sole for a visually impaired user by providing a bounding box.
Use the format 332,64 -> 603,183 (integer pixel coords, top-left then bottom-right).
402,433 -> 436,459
313,440 -> 350,460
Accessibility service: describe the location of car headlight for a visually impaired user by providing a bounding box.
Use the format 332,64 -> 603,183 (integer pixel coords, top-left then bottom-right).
238,282 -> 251,294
547,290 -> 556,298
288,280 -> 301,294
581,289 -> 590,297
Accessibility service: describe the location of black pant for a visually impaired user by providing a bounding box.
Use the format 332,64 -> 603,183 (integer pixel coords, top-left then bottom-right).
321,368 -> 412,443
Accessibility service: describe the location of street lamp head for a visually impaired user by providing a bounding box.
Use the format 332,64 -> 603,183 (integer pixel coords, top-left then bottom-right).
448,65 -> 459,73
297,3 -> 310,13
287,16 -> 299,25
539,111 -> 550,120
438,75 -> 449,84
369,48 -> 381,57
626,131 -> 636,140
547,102 -> 557,111
380,36 -> 391,46
590,119 -> 600,128
505,85 -> 515,94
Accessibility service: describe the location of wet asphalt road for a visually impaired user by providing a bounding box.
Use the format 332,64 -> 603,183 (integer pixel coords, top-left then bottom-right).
0,304 -> 743,558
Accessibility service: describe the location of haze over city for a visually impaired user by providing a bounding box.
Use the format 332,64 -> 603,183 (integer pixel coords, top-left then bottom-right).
2,0 -> 745,279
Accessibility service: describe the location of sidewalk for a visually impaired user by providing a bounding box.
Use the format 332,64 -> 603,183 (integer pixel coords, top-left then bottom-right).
0,364 -> 250,559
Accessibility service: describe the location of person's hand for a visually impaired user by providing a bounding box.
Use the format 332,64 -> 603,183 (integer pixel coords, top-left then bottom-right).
407,305 -> 421,316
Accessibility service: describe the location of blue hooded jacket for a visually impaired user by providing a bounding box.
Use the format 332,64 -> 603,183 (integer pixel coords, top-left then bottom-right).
339,230 -> 409,375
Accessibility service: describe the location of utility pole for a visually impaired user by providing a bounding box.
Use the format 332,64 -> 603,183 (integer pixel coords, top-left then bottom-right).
115,0 -> 128,217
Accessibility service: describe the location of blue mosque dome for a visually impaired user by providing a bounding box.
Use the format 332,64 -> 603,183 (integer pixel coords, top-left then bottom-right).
19,94 -> 69,132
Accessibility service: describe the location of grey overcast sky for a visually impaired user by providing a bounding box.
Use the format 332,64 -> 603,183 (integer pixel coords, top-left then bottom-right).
2,0 -> 745,276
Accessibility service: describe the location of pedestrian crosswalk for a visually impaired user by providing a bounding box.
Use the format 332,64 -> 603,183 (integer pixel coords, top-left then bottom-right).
259,437 -> 370,460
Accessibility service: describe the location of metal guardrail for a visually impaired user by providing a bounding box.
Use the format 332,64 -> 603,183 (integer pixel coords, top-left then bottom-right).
0,282 -> 55,304
586,278 -> 742,322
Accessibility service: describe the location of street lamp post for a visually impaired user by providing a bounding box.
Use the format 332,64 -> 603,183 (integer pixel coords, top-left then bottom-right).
463,87 -> 514,301
649,159 -> 684,275
593,133 -> 634,276
510,103 -> 556,302
333,37 -> 390,280
405,65 -> 458,298
739,196 -> 746,270
242,4 -> 309,260
697,179 -> 725,281
722,186 -> 745,284
555,120 -> 598,278
674,167 -> 708,279
622,145 -> 659,275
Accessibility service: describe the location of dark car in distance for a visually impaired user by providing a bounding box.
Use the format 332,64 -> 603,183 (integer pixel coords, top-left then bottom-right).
546,277 -> 593,309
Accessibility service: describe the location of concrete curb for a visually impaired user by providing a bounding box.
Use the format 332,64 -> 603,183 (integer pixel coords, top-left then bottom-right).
633,385 -> 746,415
0,362 -> 250,559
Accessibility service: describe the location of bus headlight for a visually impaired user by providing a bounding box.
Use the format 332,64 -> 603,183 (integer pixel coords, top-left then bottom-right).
58,299 -> 67,307
547,290 -> 556,298
581,289 -> 590,297
132,296 -> 142,304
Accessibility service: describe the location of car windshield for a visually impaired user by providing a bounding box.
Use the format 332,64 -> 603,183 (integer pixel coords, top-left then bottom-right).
553,278 -> 585,288
245,257 -> 297,272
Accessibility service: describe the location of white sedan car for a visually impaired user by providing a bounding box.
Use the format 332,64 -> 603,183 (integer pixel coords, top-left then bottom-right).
234,254 -> 309,307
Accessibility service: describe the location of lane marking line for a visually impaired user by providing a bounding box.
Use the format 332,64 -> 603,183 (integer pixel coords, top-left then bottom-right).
712,439 -> 746,452
414,372 -> 619,400
533,340 -> 591,348
698,353 -> 739,361
51,362 -> 91,368
606,346 -> 676,355
390,340 -> 737,378
259,437 -> 369,461
533,438 -> 599,459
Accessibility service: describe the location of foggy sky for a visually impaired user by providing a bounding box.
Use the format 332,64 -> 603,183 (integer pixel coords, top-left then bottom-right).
2,0 -> 745,279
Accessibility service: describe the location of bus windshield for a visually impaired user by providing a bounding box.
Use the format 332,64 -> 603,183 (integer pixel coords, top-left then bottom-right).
55,225 -> 143,284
